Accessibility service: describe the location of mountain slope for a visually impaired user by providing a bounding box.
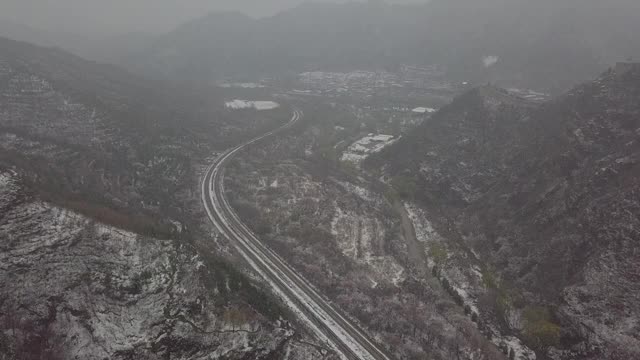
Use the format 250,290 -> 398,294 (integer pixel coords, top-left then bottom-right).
127,3 -> 431,83
420,0 -> 640,91
0,36 -> 286,233
369,63 -> 640,359
0,37 -> 329,359
0,171 -> 307,360
129,0 -> 640,92
0,18 -> 154,64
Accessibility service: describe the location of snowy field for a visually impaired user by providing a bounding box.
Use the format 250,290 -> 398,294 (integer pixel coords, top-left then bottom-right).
225,100 -> 280,110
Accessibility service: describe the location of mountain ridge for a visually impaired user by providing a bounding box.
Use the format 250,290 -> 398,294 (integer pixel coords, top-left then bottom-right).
127,0 -> 640,92
368,64 -> 640,359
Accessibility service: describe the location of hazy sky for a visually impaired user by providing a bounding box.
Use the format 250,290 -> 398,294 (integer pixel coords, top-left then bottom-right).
2,0 -> 425,35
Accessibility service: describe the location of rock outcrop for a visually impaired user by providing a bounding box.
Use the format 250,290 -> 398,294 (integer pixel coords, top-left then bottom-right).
0,171 -> 332,359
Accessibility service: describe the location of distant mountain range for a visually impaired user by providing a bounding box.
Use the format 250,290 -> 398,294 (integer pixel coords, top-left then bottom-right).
0,18 -> 155,65
126,0 -> 640,93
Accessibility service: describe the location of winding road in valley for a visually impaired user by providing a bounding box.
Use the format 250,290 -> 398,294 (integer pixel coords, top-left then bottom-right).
201,109 -> 392,360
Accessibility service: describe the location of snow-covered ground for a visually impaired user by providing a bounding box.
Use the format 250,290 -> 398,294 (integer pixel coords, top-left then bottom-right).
498,336 -> 537,360
341,134 -> 399,164
404,203 -> 444,269
0,171 -> 12,188
507,88 -> 550,102
225,100 -> 280,110
208,182 -> 381,360
330,206 -> 406,287
404,202 -> 536,360
335,180 -> 378,203
411,107 -> 437,114
1,170 -> 324,360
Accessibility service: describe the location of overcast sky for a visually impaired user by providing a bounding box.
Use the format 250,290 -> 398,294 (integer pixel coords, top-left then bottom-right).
2,0 -> 425,35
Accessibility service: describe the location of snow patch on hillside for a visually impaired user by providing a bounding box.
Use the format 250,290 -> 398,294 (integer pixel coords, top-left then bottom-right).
331,205 -> 406,286
404,203 -> 445,267
498,336 -> 537,360
404,201 -> 536,359
0,172 -> 13,188
483,55 -> 499,68
335,180 -> 376,203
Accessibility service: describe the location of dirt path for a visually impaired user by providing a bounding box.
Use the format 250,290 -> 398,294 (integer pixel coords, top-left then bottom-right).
392,199 -> 428,275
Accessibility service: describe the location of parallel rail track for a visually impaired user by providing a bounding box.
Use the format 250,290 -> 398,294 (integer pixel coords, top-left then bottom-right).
201,110 -> 392,360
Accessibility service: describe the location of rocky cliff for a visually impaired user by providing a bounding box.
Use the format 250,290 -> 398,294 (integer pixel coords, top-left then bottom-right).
0,170 -> 332,359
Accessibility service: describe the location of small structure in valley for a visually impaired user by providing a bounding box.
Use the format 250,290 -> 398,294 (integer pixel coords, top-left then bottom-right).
341,134 -> 399,164
411,107 -> 437,115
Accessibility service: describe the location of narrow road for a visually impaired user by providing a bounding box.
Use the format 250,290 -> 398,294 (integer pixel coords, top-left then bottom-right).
392,199 -> 429,276
201,110 -> 392,360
